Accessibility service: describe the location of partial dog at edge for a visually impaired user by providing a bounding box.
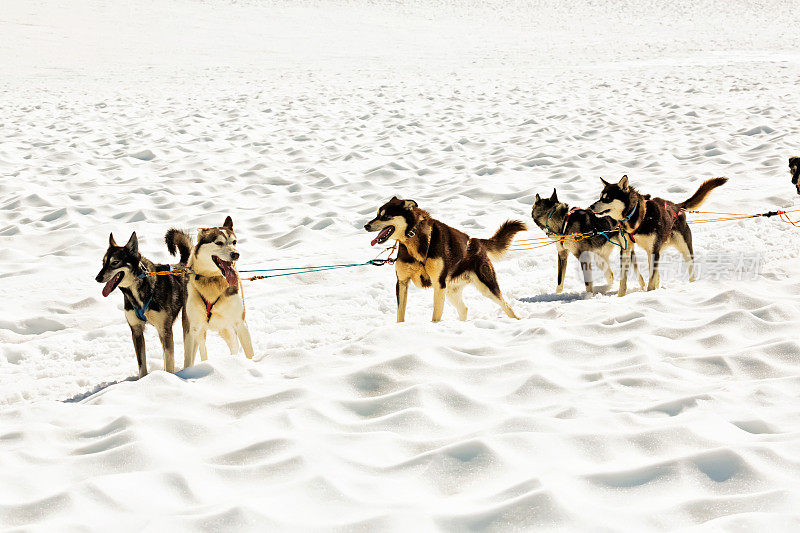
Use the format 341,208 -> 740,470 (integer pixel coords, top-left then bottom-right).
789,157 -> 800,194
179,216 -> 254,368
532,189 -> 645,294
365,197 -> 526,322
95,229 -> 190,378
589,175 -> 727,295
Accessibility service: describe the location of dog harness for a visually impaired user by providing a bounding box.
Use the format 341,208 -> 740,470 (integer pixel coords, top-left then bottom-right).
200,295 -> 221,322
626,202 -> 645,243
626,199 -> 678,243
560,207 -> 581,235
133,295 -> 153,322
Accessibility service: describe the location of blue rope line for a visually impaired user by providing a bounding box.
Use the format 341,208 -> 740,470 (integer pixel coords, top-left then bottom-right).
241,260 -> 387,280
600,231 -> 628,251
238,262 -> 373,273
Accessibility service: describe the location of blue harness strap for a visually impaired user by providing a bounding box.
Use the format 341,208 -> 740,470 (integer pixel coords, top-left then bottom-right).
134,295 -> 153,322
622,201 -> 638,223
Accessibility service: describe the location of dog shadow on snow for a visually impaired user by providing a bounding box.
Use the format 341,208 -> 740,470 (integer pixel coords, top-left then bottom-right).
62,377 -> 138,403
519,283 -> 643,304
61,363 -> 218,403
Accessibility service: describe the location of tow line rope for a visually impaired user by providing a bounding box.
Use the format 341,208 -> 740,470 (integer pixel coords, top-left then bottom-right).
138,243 -> 398,282
508,208 -> 800,252
132,207 -> 800,280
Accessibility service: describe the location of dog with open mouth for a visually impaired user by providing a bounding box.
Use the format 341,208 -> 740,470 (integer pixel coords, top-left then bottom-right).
95,229 -> 191,378
182,216 -> 254,368
365,196 -> 526,322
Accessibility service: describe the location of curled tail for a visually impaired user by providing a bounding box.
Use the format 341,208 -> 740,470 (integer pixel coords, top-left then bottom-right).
481,220 -> 526,260
165,228 -> 192,264
677,177 -> 728,210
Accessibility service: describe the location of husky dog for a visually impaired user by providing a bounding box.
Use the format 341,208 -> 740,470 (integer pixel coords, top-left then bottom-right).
532,189 -> 644,294
790,157 -> 800,194
588,175 -> 728,295
364,197 -> 526,322
181,216 -> 254,367
95,230 -> 190,378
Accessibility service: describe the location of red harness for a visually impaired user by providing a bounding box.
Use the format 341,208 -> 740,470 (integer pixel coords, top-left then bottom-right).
201,295 -> 221,322
561,207 -> 581,234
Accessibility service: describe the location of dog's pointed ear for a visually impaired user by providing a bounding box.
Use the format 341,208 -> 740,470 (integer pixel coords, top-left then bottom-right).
223,216 -> 233,230
124,232 -> 138,254
403,199 -> 418,209
618,175 -> 629,190
600,177 -> 611,188
550,189 -> 558,202
109,232 -> 117,247
535,193 -> 541,202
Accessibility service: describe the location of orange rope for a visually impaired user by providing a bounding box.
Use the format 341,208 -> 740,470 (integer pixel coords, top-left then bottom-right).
779,210 -> 800,227
142,269 -> 190,277
687,207 -> 800,216
687,214 -> 765,225
510,207 -> 800,251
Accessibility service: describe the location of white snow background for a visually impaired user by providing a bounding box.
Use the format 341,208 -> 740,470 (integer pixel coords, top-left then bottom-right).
2,0 -> 800,530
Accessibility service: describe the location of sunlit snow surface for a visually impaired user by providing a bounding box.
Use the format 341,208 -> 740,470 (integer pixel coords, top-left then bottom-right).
2,0 -> 800,530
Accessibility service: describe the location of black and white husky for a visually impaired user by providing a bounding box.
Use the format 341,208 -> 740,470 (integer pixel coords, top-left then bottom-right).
588,175 -> 727,295
531,189 -> 644,294
181,216 -> 254,368
95,230 -> 191,377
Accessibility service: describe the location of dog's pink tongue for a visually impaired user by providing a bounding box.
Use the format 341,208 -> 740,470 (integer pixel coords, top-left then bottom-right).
221,262 -> 238,287
102,275 -> 118,297
371,227 -> 392,247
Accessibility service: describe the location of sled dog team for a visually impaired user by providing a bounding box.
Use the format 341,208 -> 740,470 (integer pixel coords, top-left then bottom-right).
102,162 -> 800,378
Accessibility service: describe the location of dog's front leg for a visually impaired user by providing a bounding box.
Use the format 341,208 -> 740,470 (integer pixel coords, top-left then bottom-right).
198,329 -> 208,361
181,308 -> 196,370
130,323 -> 147,378
432,285 -> 446,322
556,248 -> 568,293
578,252 -> 594,293
396,278 -> 409,323
618,248 -> 630,297
159,323 -> 175,373
236,322 -> 255,359
183,327 -> 199,370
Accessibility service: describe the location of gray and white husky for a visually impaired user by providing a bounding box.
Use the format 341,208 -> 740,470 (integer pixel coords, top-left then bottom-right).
531,189 -> 644,294
588,175 -> 727,295
181,216 -> 254,368
95,229 -> 191,377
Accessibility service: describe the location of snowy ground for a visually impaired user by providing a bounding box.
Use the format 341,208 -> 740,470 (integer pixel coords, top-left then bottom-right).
2,0 -> 800,530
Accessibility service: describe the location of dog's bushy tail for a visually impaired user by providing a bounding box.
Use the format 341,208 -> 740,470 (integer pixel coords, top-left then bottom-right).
481,220 -> 526,260
165,228 -> 192,264
677,177 -> 728,210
